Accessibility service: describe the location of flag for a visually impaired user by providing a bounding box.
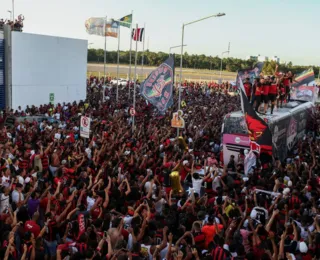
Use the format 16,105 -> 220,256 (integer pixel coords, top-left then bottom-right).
119,14 -> 132,28
132,28 -> 144,41
292,68 -> 314,87
291,68 -> 317,103
236,62 -> 264,87
238,77 -> 272,160
85,17 -> 119,38
140,56 -> 174,113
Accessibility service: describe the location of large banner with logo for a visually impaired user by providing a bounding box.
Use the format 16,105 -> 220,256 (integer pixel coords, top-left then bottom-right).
140,56 -> 174,113
291,68 -> 318,103
236,62 -> 264,86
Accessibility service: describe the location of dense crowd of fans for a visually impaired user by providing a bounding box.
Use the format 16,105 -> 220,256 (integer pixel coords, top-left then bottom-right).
0,76 -> 320,260
0,16 -> 24,32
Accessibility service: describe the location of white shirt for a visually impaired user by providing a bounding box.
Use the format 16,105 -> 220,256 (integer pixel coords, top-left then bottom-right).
0,193 -> 10,213
17,175 -> 24,186
144,181 -> 156,195
211,175 -> 221,191
1,176 -> 10,187
86,196 -> 95,211
12,190 -> 24,204
192,178 -> 203,195
54,113 -> 60,120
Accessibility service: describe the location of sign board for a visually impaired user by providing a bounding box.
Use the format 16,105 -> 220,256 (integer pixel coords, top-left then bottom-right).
80,116 -> 91,138
171,110 -> 185,129
129,107 -> 136,116
49,93 -> 55,105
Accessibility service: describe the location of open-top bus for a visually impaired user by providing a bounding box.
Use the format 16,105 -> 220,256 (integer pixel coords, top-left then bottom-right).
221,100 -> 315,165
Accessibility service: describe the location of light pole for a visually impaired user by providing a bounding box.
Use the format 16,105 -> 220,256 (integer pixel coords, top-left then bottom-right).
169,44 -> 187,55
178,13 -> 225,137
12,0 -> 14,21
8,11 -> 12,21
219,42 -> 230,83
219,51 -> 229,83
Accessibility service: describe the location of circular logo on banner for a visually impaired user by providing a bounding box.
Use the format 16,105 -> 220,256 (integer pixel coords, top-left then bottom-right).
235,137 -> 241,144
82,117 -> 89,127
129,108 -> 136,116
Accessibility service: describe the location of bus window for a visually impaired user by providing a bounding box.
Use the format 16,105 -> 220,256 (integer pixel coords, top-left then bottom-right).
223,116 -> 248,135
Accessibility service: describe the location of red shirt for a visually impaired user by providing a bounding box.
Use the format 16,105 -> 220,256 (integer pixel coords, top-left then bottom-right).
255,84 -> 262,96
269,84 -> 277,94
24,220 -> 40,238
283,78 -> 290,86
244,83 -> 252,97
263,84 -> 270,95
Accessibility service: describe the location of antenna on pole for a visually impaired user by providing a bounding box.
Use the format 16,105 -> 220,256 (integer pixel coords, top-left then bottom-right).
228,42 -> 230,53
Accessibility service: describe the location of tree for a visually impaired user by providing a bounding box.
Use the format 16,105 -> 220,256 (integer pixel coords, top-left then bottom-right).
87,48 -> 320,77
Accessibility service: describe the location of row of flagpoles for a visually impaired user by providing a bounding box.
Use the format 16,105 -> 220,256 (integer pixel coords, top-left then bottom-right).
85,13 -> 146,103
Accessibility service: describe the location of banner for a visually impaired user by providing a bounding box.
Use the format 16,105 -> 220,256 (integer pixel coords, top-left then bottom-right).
85,18 -> 119,38
140,56 -> 174,113
238,78 -> 272,160
291,68 -> 318,103
236,62 -> 264,86
171,110 -> 185,128
80,116 -> 91,138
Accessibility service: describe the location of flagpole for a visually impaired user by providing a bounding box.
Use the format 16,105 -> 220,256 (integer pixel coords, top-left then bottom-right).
103,17 -> 107,78
128,10 -> 133,99
141,23 -> 146,78
116,25 -> 120,102
132,23 -> 138,132
103,16 -> 107,102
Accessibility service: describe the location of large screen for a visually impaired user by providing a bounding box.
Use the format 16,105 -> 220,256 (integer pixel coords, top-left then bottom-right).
11,32 -> 87,109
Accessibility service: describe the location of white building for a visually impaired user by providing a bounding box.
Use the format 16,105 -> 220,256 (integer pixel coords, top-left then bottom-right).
257,55 -> 268,62
246,54 -> 280,63
270,56 -> 280,63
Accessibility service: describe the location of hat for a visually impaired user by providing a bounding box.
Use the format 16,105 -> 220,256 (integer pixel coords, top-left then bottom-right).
287,181 -> 292,187
283,187 -> 291,196
61,160 -> 67,165
299,241 -> 308,253
182,160 -> 189,166
25,177 -> 31,184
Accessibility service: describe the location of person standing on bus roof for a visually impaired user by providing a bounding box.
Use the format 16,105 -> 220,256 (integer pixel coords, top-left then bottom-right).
262,76 -> 270,114
254,78 -> 262,112
268,76 -> 278,114
243,78 -> 252,102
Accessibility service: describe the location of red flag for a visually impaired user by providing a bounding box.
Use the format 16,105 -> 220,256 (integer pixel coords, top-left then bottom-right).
77,214 -> 86,240
132,28 -> 144,41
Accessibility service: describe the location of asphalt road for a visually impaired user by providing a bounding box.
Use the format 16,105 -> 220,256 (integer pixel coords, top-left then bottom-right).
87,63 -> 237,82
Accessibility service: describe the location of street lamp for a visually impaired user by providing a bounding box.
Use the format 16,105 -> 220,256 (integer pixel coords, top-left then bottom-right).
169,44 -> 187,55
12,0 -> 14,21
8,11 -> 12,21
177,13 -> 226,136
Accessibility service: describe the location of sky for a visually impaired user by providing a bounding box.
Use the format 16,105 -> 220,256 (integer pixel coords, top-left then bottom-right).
1,0 -> 319,66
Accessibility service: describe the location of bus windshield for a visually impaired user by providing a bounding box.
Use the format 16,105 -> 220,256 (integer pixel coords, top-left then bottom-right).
223,116 -> 248,135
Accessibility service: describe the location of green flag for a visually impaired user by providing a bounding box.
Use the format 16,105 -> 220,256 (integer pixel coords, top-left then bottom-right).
119,14 -> 132,28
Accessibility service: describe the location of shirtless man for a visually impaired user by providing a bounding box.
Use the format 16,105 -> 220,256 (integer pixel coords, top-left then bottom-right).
49,145 -> 61,177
